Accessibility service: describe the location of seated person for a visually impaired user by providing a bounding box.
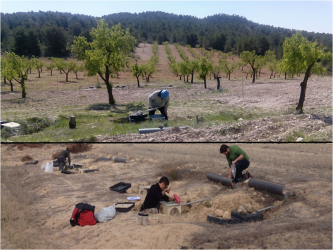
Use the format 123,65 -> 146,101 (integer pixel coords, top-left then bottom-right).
140,176 -> 174,214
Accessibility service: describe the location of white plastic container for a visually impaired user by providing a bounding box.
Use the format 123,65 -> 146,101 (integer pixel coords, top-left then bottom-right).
45,162 -> 53,173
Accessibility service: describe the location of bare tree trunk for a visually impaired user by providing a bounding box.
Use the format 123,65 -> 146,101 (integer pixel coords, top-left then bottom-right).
204,77 -> 207,89
186,75 -> 189,82
296,62 -> 315,113
38,70 -> 41,78
66,73 -> 69,82
252,68 -> 256,83
76,73 -> 78,79
246,73 -> 248,79
191,73 -> 194,83
4,77 -> 7,84
136,76 -> 140,87
20,78 -> 26,98
10,80 -> 13,91
179,75 -> 182,80
285,72 -> 287,79
228,73 -> 230,80
216,77 -> 221,90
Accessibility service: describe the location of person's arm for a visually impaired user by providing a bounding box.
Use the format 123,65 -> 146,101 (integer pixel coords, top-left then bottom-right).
161,189 -> 174,202
232,146 -> 248,165
232,154 -> 244,166
164,97 -> 169,111
228,168 -> 232,179
148,92 -> 158,108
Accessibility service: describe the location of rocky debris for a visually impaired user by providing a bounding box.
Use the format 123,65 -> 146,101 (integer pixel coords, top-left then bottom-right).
243,203 -> 254,213
131,110 -> 144,116
223,211 -> 231,219
100,111 -> 332,142
238,206 -> 247,215
214,209 -> 224,217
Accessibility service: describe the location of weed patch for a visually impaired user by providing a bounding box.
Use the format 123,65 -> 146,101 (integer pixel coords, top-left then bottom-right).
21,155 -> 33,162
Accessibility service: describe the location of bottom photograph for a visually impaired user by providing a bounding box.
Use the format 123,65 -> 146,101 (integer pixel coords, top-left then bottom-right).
1,143 -> 332,249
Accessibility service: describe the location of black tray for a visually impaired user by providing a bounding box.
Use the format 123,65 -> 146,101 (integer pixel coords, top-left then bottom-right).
207,215 -> 241,225
109,182 -> 131,193
231,210 -> 263,223
129,114 -> 148,122
115,202 -> 135,212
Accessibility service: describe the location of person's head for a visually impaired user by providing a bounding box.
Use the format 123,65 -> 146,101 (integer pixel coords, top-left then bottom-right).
159,176 -> 169,190
220,144 -> 230,156
160,90 -> 169,99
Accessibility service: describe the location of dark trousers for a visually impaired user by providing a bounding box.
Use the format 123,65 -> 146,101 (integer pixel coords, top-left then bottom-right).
57,156 -> 66,171
234,160 -> 250,182
149,107 -> 168,120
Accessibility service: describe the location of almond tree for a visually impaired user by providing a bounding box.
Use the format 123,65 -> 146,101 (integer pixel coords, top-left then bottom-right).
282,32 -> 332,113
31,57 -> 44,78
198,57 -> 213,89
131,59 -> 143,87
240,50 -> 265,83
72,20 -> 136,104
55,59 -> 77,82
4,52 -> 29,98
219,59 -> 237,80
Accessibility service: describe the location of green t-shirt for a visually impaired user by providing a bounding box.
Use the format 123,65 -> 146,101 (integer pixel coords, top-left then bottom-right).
225,145 -> 249,168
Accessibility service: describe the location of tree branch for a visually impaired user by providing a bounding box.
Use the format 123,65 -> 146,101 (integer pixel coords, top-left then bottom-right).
98,71 -> 106,82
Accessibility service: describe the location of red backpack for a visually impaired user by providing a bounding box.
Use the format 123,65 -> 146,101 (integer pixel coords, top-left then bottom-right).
70,203 -> 96,227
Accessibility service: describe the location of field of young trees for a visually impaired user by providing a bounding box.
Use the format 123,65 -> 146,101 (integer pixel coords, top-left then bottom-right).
1,19 -> 332,142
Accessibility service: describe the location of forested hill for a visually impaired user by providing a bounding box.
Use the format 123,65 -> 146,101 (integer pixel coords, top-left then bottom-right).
1,11 -> 332,59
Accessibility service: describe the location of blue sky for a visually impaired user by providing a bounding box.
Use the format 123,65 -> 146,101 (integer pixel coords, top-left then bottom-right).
1,1 -> 332,34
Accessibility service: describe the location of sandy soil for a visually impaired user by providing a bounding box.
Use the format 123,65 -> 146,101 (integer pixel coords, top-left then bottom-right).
1,143 -> 332,249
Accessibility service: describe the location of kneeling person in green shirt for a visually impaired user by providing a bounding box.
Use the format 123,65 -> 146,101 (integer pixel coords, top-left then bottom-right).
220,144 -> 252,183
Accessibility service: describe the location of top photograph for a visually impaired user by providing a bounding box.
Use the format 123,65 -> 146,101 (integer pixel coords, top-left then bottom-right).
1,1 -> 332,142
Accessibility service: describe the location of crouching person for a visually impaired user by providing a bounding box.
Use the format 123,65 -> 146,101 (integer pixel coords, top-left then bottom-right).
57,146 -> 71,171
140,176 -> 175,214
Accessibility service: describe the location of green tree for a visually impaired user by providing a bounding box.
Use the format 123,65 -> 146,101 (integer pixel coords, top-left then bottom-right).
131,59 -> 143,87
4,52 -> 29,98
198,57 -> 212,88
31,57 -> 44,78
187,59 -> 199,83
46,57 -> 57,76
12,27 -> 41,57
44,26 -> 69,57
72,20 -> 136,104
265,50 -> 277,79
240,50 -> 265,83
72,64 -> 85,79
219,59 -> 237,80
55,59 -> 77,82
141,62 -> 157,83
1,56 -> 15,91
282,32 -> 332,113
